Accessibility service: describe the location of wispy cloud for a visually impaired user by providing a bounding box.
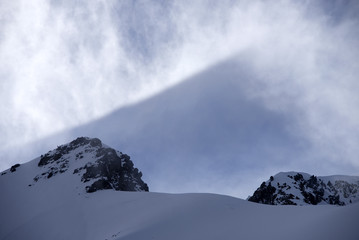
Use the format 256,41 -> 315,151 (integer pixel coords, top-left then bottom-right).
1,0 -> 358,179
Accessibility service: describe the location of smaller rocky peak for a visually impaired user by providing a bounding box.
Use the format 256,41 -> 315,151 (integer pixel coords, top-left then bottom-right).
248,172 -> 359,206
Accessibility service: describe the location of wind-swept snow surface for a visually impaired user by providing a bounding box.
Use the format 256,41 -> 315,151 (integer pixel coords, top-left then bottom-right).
1,185 -> 358,239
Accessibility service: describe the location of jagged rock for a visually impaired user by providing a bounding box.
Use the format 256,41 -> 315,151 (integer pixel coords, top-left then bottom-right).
248,172 -> 359,206
38,137 -> 101,166
78,147 -> 148,192
32,137 -> 148,193
86,179 -> 113,193
10,164 -> 20,172
248,182 -> 277,204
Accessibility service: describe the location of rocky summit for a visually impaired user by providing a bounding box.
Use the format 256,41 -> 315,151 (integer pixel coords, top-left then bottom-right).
1,137 -> 149,193
248,172 -> 359,206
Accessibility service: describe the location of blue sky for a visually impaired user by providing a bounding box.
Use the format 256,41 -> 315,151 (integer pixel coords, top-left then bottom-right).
1,0 -> 359,198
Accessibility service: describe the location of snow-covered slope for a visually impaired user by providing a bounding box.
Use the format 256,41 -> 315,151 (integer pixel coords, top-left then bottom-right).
1,189 -> 358,240
1,142 -> 359,240
248,172 -> 359,205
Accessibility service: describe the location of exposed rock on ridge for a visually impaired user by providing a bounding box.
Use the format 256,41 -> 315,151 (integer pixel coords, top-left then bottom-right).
248,172 -> 359,206
33,137 -> 149,193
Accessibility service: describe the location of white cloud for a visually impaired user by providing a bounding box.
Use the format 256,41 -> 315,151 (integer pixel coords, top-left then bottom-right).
1,0 -> 359,179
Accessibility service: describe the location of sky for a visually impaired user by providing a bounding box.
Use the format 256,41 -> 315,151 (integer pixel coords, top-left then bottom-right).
1,0 -> 359,198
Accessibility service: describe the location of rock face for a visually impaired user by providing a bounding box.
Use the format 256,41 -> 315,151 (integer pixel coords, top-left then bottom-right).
248,172 -> 359,206
33,137 -> 148,193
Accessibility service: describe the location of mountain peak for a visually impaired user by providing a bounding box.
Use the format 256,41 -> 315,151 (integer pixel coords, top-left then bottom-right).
248,171 -> 359,206
1,137 -> 149,193
37,137 -> 103,167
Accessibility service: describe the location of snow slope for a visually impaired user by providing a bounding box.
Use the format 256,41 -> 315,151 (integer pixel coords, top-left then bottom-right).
1,189 -> 358,240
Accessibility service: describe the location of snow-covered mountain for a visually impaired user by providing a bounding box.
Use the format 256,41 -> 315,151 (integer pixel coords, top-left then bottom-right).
1,140 -> 359,240
0,137 -> 148,194
248,172 -> 359,206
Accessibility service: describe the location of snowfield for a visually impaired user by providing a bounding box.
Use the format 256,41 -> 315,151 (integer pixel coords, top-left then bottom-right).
1,186 -> 358,240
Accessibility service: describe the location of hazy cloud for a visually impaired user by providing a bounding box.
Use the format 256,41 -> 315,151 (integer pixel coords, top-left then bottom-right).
1,0 -> 359,194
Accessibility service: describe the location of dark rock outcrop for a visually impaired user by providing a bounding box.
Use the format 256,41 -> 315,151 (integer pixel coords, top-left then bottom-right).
248,182 -> 277,205
10,164 -> 20,172
77,147 -> 149,192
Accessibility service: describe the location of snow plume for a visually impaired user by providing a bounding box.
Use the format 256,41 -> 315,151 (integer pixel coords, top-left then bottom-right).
1,0 -> 359,175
